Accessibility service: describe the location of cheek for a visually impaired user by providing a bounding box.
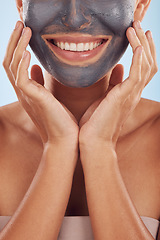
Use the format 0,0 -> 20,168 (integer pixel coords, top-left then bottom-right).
23,0 -> 64,31
91,0 -> 135,35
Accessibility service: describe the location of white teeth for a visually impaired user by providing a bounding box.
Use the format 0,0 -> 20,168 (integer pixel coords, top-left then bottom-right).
77,43 -> 84,52
64,42 -> 70,50
70,43 -> 77,51
84,43 -> 90,51
89,42 -> 94,50
54,41 -> 103,52
60,42 -> 65,50
93,42 -> 97,48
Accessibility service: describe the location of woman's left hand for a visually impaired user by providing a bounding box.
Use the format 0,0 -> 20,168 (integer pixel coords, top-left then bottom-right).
79,21 -> 158,149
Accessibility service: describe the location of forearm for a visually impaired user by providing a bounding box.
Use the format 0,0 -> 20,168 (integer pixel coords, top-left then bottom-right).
0,142 -> 77,240
81,143 -> 154,240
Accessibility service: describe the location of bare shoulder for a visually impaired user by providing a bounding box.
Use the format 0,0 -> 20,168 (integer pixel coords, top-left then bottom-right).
0,101 -> 39,148
136,98 -> 160,141
0,102 -> 24,152
133,97 -> 160,149
0,102 -> 42,216
136,98 -> 160,185
0,102 -> 19,138
0,102 -> 24,135
121,97 -> 160,169
135,97 -> 160,124
119,98 -> 160,220
122,97 -> 160,136
0,102 -> 20,123
139,98 -> 160,219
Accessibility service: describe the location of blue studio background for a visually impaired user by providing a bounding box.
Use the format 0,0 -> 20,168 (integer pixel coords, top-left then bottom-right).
0,0 -> 159,106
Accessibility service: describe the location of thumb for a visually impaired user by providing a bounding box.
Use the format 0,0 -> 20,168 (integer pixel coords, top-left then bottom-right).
30,65 -> 44,86
109,64 -> 124,87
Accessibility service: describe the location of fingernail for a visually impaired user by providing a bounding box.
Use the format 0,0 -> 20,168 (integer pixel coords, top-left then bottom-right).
130,28 -> 136,36
22,28 -> 27,36
148,31 -> 152,38
15,21 -> 20,30
136,20 -> 141,29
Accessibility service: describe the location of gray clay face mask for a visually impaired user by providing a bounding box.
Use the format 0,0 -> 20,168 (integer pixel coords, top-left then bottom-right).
23,0 -> 135,88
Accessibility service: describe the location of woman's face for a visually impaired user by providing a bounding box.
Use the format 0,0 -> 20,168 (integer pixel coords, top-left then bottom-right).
23,0 -> 135,87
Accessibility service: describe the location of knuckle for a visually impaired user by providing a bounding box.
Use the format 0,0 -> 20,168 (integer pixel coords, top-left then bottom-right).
146,60 -> 150,69
134,74 -> 141,84
145,66 -> 151,76
145,61 -> 150,72
9,62 -> 16,76
145,71 -> 150,81
15,78 -> 23,90
153,64 -> 158,74
2,58 -> 9,70
148,58 -> 154,67
15,79 -> 19,88
10,62 -> 14,72
137,77 -> 141,84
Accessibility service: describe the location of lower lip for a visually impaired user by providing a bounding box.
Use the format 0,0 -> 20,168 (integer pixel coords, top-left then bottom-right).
46,41 -> 108,65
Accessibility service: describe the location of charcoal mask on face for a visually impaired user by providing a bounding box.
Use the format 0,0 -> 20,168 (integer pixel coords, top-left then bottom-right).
23,0 -> 135,88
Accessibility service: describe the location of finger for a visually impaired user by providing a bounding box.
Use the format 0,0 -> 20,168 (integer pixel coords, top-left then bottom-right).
146,31 -> 156,60
3,21 -> 24,87
16,50 -> 32,95
17,51 -> 47,100
101,48 -> 142,113
133,21 -> 152,65
31,65 -> 44,86
3,21 -> 24,70
126,26 -> 148,64
122,46 -> 143,95
126,27 -> 151,86
126,27 -> 141,51
10,27 -> 32,79
129,46 -> 143,81
146,31 -> 158,76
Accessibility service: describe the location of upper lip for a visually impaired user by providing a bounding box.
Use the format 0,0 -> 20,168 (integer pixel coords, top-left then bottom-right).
41,33 -> 111,44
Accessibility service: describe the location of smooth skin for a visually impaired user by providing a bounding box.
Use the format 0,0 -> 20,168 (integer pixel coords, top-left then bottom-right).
0,0 -> 159,239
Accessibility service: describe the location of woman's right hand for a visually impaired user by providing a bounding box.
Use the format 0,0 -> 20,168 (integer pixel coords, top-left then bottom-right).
3,21 -> 79,145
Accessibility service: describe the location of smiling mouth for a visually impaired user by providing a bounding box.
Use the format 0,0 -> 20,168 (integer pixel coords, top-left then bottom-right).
48,39 -> 104,51
42,34 -> 112,66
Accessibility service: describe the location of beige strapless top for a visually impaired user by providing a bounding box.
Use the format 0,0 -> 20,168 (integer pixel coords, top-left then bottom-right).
0,216 -> 159,239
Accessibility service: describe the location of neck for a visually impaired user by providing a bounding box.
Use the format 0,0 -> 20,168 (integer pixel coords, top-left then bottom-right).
44,71 -> 111,122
